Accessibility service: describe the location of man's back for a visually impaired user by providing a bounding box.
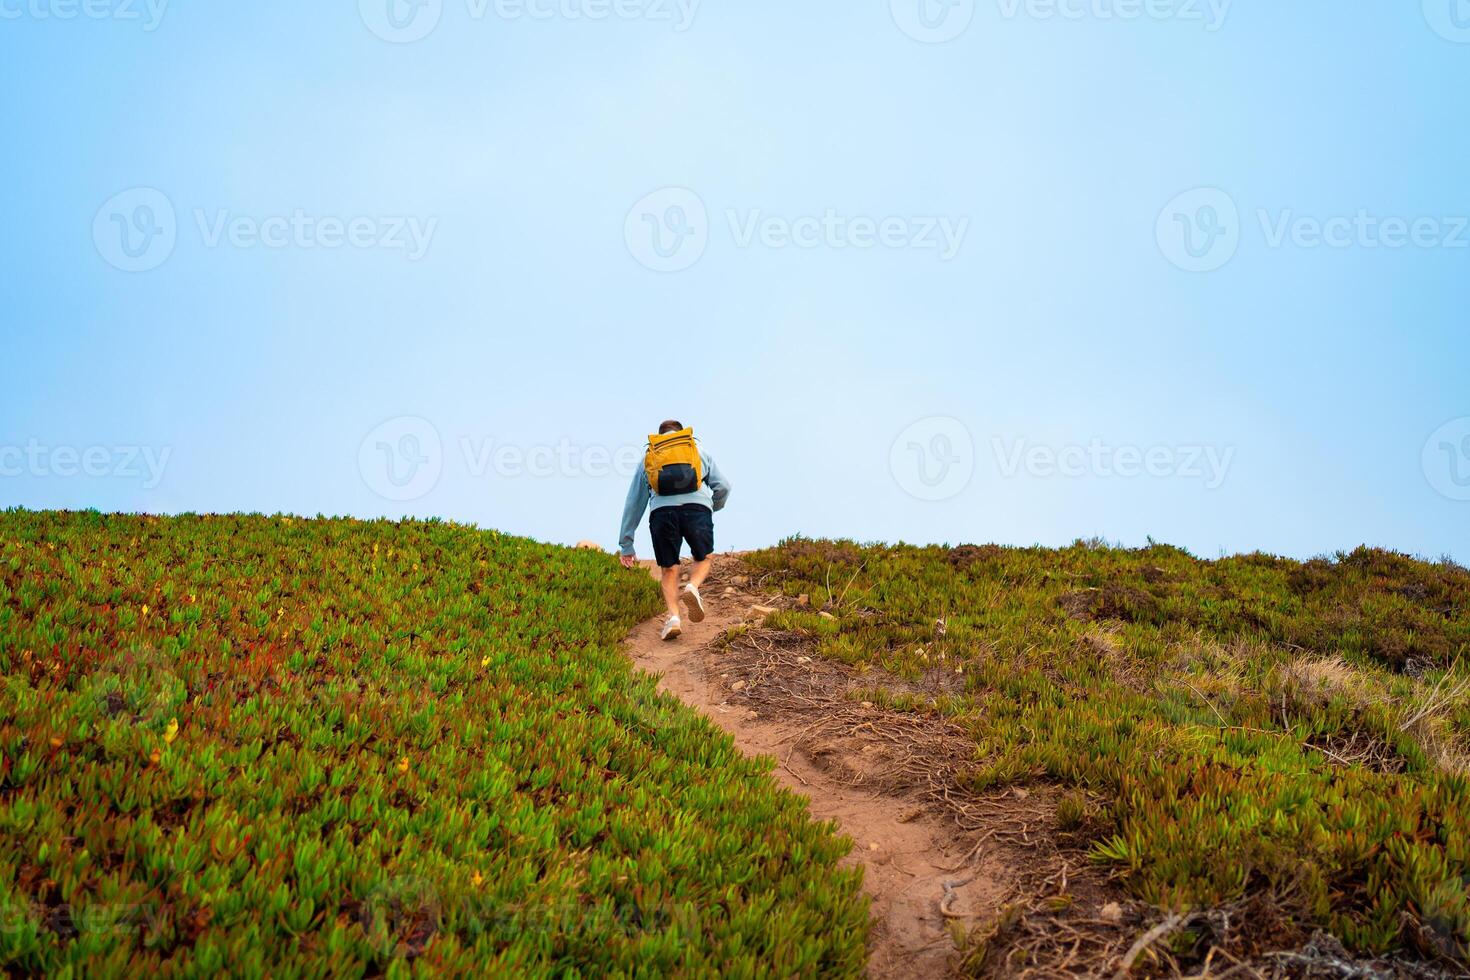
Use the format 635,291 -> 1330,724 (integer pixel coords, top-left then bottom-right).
618,420 -> 731,641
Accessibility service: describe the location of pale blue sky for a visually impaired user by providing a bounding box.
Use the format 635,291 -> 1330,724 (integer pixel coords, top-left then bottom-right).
2,2 -> 1467,561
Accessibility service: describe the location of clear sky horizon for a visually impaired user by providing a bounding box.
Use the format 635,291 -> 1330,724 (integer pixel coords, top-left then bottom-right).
3,2 -> 1468,563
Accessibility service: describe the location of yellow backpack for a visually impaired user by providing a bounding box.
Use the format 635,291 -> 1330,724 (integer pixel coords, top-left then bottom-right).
644,427 -> 704,496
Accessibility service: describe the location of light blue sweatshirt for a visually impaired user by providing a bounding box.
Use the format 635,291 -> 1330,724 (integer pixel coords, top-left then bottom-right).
619,449 -> 730,557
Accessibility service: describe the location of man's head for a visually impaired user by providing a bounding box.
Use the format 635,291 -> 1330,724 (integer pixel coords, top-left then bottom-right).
658,420 -> 683,434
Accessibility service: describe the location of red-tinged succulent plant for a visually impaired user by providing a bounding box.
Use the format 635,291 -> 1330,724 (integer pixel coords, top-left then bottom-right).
748,537 -> 1470,968
0,511 -> 868,977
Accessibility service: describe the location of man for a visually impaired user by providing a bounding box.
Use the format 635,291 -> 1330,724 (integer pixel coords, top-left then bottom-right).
619,420 -> 731,641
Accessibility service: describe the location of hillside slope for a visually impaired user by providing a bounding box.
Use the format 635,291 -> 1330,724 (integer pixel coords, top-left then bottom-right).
0,512 -> 867,976
747,538 -> 1470,973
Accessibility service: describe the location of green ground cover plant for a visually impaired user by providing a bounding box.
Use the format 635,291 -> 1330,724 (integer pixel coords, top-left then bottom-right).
747,538 -> 1470,966
0,511 -> 867,977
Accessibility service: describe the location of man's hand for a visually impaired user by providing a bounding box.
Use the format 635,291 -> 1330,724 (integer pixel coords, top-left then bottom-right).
619,554 -> 638,569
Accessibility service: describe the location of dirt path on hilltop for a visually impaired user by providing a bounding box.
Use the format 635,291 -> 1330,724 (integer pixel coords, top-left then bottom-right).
618,555 -> 1470,980
620,554 -> 1057,978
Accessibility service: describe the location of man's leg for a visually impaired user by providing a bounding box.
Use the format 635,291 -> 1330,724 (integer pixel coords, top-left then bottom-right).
649,507 -> 683,627
660,565 -> 682,620
677,506 -> 715,624
688,556 -> 713,590
686,506 -> 716,590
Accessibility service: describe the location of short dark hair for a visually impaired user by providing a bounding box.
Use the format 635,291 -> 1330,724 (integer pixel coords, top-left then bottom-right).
658,420 -> 683,434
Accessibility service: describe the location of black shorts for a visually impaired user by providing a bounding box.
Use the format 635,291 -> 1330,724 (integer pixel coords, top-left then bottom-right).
649,504 -> 715,569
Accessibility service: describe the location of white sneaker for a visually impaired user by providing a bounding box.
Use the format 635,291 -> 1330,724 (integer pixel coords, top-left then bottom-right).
660,616 -> 682,641
680,585 -> 706,623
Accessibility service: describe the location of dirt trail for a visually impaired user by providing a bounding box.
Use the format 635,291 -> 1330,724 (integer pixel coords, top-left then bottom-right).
620,556 -> 1460,980
622,555 -> 1009,977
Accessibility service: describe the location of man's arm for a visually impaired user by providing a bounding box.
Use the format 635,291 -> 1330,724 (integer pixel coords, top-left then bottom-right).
704,453 -> 731,512
619,468 -> 650,558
